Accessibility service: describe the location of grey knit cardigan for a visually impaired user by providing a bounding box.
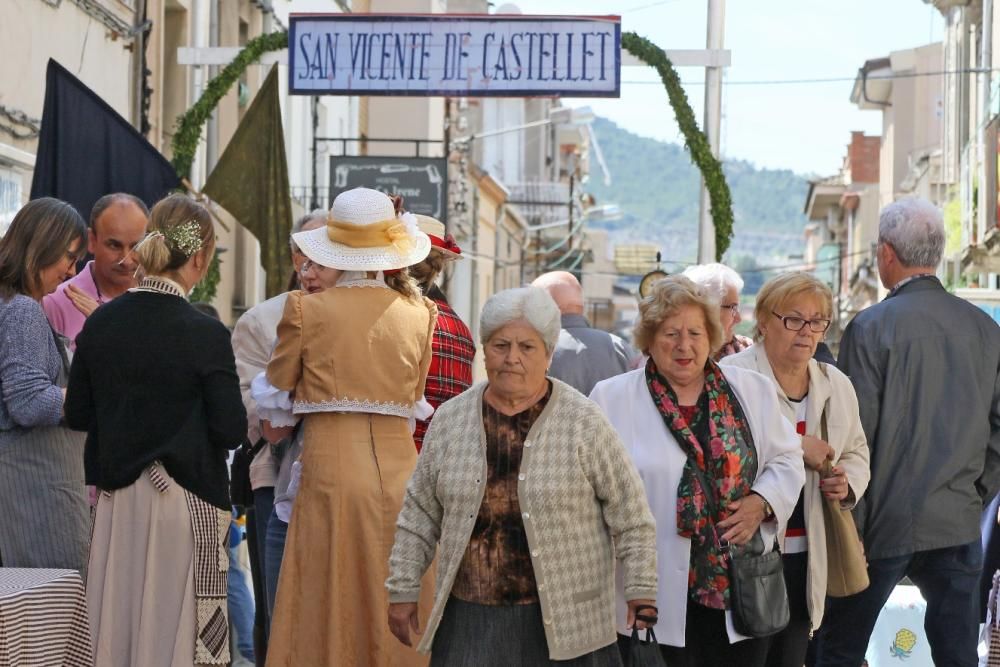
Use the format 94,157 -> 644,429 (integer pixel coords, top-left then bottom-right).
0,295 -> 64,444
386,378 -> 658,660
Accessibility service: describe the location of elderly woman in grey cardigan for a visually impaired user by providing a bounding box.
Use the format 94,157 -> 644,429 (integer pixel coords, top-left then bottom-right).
386,286 -> 658,667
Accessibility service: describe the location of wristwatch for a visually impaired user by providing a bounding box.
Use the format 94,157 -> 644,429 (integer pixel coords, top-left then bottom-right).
752,491 -> 775,521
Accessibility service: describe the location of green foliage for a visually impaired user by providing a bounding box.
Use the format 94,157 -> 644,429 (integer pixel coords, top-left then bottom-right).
943,195 -> 962,255
189,248 -> 222,304
586,117 -> 810,265
170,31 -> 289,181
621,32 -> 734,260
169,31 -> 288,303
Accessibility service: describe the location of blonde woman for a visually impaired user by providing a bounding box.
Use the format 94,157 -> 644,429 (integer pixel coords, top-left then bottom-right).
720,272 -> 869,667
66,193 -> 246,666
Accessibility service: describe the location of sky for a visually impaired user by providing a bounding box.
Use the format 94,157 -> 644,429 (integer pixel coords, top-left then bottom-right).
518,0 -> 944,176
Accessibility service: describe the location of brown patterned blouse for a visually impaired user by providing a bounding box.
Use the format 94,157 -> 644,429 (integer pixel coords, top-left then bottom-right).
450,382 -> 552,606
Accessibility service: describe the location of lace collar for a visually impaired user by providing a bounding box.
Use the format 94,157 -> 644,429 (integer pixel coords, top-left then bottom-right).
130,275 -> 188,299
336,270 -> 389,289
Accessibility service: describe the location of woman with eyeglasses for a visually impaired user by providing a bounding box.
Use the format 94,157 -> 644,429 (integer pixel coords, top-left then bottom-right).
682,263 -> 752,360
720,272 -> 870,667
0,197 -> 89,573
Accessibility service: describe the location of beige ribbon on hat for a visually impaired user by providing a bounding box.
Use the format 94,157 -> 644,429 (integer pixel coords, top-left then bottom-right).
326,217 -> 414,254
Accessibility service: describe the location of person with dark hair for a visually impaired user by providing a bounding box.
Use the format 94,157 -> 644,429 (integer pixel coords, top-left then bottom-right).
409,215 -> 474,452
66,193 -> 246,665
0,197 -> 89,573
42,193 -> 148,350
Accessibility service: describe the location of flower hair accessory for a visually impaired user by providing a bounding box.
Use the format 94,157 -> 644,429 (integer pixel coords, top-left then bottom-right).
165,220 -> 206,257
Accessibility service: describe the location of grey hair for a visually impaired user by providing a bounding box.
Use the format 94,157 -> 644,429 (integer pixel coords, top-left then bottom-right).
878,197 -> 945,268
479,286 -> 562,354
289,209 -> 327,250
681,263 -> 744,302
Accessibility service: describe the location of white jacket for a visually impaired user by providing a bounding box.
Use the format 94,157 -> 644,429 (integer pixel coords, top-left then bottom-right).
590,365 -> 805,647
231,292 -> 288,490
721,344 -> 870,629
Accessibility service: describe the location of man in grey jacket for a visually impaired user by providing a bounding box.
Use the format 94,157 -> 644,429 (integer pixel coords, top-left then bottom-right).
816,198 -> 1000,667
531,271 -> 638,396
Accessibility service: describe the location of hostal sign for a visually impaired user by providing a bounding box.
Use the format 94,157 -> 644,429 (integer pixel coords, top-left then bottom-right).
288,14 -> 621,97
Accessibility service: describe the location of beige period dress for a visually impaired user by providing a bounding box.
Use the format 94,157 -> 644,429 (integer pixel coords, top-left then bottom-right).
265,279 -> 437,667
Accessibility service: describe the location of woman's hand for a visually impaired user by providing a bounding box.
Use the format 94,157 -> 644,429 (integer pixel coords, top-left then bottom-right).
820,465 -> 849,501
717,494 -> 766,545
388,602 -> 421,647
801,434 -> 834,471
261,419 -> 293,444
66,284 -> 99,318
626,599 -> 657,630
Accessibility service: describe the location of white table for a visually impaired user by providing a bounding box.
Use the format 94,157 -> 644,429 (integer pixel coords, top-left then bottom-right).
0,568 -> 92,666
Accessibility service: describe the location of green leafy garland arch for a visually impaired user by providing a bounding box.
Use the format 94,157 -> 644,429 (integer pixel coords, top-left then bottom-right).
621,33 -> 733,259
172,30 -> 734,301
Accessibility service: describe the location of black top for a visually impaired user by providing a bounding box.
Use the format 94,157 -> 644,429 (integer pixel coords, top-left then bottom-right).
65,290 -> 247,510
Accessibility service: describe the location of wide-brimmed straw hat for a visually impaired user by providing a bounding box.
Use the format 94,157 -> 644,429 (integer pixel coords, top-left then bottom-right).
414,215 -> 463,261
292,188 -> 431,271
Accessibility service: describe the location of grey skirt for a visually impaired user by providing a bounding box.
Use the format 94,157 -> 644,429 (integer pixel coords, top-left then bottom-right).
0,424 -> 89,575
430,597 -> 623,667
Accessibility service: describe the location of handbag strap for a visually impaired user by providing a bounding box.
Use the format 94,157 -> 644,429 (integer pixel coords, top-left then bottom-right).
687,445 -> 779,555
247,437 -> 268,458
633,603 -> 659,625
819,400 -> 835,479
820,400 -> 830,442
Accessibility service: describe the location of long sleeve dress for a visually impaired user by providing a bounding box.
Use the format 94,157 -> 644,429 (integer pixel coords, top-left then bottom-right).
264,278 -> 437,667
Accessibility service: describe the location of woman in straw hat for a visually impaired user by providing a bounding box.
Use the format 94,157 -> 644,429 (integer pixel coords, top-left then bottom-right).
262,187 -> 437,666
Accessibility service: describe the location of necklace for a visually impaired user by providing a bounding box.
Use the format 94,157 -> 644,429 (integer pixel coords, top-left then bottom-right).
130,275 -> 188,299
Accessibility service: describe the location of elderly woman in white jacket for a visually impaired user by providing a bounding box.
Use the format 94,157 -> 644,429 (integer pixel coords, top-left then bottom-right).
590,275 -> 804,666
720,272 -> 869,667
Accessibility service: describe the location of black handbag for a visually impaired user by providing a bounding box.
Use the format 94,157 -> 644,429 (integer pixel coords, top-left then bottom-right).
690,463 -> 790,638
230,438 -> 267,509
620,626 -> 667,667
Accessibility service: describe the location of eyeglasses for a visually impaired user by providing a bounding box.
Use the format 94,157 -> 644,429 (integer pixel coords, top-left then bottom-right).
771,311 -> 831,333
720,302 -> 740,316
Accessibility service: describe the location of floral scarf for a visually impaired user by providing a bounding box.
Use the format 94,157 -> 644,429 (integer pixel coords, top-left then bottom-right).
645,357 -> 758,609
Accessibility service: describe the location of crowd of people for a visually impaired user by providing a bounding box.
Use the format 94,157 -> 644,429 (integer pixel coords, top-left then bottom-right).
0,187 -> 997,667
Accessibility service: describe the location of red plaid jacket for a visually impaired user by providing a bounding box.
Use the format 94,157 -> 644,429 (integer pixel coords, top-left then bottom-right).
414,298 -> 475,451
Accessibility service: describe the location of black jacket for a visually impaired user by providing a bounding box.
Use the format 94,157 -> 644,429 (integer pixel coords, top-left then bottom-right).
66,290 -> 247,510
838,276 -> 1000,559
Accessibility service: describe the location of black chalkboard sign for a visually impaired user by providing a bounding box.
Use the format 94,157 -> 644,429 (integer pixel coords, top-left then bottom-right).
329,156 -> 447,219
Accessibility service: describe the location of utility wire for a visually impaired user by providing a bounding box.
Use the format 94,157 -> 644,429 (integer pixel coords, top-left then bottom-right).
622,67 -> 995,87
621,0 -> 685,14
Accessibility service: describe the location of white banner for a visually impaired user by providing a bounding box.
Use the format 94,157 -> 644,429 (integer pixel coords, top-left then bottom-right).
288,14 -> 621,97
